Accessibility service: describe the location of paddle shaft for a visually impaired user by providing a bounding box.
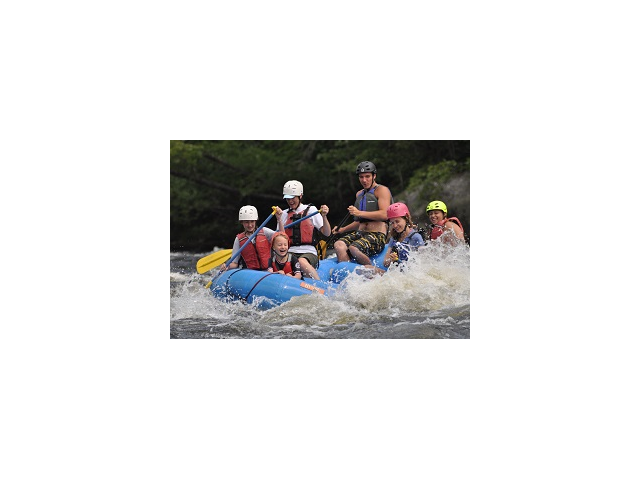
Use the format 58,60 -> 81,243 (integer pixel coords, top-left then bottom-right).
283,209 -> 320,229
216,209 -> 320,278
204,215 -> 276,288
220,207 -> 277,273
326,211 -> 352,245
227,210 -> 319,266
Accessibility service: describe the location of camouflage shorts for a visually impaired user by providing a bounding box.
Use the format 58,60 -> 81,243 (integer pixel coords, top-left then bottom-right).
336,231 -> 387,257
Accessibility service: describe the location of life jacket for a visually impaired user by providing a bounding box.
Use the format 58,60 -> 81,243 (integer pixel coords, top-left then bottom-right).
285,205 -> 318,246
391,230 -> 422,262
354,185 -> 393,223
354,186 -> 378,223
236,231 -> 271,270
427,217 -> 464,240
270,253 -> 294,275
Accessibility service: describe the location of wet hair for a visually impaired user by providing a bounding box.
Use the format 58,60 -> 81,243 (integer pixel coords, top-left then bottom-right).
390,214 -> 418,241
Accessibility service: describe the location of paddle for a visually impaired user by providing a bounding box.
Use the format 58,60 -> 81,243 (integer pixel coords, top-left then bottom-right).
325,211 -> 351,245
315,209 -> 347,260
205,208 -> 323,287
196,249 -> 233,274
212,206 -> 278,278
283,209 -> 320,229
316,211 -> 351,259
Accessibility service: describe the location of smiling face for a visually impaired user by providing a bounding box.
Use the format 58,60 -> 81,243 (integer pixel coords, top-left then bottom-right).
428,210 -> 445,223
272,235 -> 289,256
285,197 -> 300,209
241,220 -> 257,233
389,216 -> 407,233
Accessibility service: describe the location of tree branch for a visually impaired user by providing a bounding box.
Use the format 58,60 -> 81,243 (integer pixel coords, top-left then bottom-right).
203,153 -> 247,173
170,170 -> 281,201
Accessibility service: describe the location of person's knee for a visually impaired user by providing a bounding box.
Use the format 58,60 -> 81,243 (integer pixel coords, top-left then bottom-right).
334,240 -> 347,251
300,257 -> 318,270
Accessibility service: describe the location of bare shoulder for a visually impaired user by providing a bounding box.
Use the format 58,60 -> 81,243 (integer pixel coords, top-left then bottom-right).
375,184 -> 392,197
375,185 -> 392,207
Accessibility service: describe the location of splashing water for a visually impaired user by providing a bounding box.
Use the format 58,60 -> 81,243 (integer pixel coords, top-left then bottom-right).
170,244 -> 470,339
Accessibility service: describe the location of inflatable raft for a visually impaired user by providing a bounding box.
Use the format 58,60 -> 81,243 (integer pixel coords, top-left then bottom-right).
209,245 -> 390,309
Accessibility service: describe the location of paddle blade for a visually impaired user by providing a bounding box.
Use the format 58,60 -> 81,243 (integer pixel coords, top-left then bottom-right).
196,249 -> 233,274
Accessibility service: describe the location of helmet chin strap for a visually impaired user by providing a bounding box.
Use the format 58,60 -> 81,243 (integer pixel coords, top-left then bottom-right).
286,197 -> 301,210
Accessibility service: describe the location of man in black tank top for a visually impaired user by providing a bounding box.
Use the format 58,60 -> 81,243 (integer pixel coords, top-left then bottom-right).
331,161 -> 392,265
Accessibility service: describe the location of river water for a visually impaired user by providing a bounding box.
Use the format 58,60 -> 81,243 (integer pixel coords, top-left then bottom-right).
170,243 -> 470,339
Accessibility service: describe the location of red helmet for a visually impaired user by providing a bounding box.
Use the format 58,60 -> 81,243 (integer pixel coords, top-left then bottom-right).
387,202 -> 410,219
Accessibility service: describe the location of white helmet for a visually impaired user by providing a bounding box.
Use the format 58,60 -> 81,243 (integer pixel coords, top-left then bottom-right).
238,205 -> 258,221
283,180 -> 303,199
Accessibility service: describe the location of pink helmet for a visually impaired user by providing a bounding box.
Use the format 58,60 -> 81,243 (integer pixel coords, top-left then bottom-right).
387,202 -> 410,219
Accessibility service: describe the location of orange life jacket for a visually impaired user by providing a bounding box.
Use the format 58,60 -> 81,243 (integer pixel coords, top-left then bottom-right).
285,205 -> 317,246
428,217 -> 464,240
237,231 -> 271,270
270,253 -> 294,275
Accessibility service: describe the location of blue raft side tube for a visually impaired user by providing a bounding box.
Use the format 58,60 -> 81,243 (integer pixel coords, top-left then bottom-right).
209,245 -> 390,309
316,244 -> 389,282
210,269 -> 334,309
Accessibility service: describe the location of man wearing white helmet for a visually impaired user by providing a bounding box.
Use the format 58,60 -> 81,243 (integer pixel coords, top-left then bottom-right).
275,180 -> 331,280
220,205 -> 278,272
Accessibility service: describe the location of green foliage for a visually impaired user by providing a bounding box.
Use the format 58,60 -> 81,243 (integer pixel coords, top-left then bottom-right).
171,140 -> 470,251
407,158 -> 470,197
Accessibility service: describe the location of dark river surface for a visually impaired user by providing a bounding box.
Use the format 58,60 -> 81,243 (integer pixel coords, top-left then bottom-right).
170,243 -> 470,339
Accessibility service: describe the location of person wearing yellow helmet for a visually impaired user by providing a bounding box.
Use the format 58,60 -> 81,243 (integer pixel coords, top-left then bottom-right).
425,200 -> 465,244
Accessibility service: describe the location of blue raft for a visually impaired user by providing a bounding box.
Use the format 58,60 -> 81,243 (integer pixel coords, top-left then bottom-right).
209,245 -> 389,309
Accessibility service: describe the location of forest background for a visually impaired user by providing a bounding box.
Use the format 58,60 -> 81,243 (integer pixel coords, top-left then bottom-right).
170,140 -> 470,252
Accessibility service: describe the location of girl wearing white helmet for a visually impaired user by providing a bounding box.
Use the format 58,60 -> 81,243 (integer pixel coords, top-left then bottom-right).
220,205 -> 278,272
425,200 -> 465,244
276,180 -> 332,280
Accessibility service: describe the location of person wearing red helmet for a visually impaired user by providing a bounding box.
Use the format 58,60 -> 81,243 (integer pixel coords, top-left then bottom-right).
382,202 -> 425,268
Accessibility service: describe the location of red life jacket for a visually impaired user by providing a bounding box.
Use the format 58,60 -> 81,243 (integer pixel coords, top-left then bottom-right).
285,205 -> 317,246
237,231 -> 271,270
429,217 -> 464,240
270,253 -> 293,275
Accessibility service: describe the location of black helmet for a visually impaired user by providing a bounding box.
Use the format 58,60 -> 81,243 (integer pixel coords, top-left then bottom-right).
356,161 -> 377,175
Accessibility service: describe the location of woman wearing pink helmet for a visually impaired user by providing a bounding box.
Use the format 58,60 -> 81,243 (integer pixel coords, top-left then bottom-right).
382,202 -> 425,268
